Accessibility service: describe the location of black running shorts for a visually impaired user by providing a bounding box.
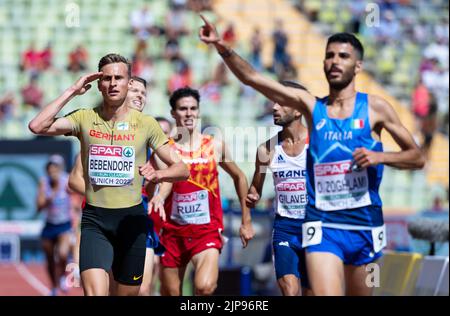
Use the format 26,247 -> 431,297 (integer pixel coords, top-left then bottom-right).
79,203 -> 147,285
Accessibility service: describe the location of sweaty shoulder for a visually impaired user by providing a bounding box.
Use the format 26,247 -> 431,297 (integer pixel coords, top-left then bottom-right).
368,93 -> 393,116
139,113 -> 162,128
368,94 -> 399,132
64,107 -> 95,119
64,108 -> 96,136
368,94 -> 390,110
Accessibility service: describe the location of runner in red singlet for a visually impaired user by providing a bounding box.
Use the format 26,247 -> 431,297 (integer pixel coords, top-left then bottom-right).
148,87 -> 255,296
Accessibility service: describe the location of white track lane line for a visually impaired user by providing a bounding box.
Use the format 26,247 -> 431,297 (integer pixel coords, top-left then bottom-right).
15,263 -> 50,296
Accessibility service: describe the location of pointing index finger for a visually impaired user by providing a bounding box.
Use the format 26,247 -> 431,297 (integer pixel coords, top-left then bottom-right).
199,14 -> 211,27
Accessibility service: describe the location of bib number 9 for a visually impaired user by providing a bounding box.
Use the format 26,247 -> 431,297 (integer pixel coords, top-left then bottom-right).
371,225 -> 387,253
302,221 -> 323,248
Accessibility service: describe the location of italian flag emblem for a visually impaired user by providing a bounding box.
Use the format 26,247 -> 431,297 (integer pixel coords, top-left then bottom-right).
352,119 -> 364,129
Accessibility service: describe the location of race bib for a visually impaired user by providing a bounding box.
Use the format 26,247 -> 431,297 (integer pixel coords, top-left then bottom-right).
171,190 -> 210,225
275,181 -> 307,219
371,225 -> 387,253
302,221 -> 323,247
314,160 -> 371,211
88,144 -> 135,186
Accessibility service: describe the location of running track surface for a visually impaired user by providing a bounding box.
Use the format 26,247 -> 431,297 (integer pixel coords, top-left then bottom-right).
0,263 -> 84,296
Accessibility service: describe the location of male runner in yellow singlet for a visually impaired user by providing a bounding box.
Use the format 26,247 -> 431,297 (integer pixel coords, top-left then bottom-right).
29,53 -> 189,296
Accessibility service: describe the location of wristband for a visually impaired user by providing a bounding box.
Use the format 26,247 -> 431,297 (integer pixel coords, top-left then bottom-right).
218,48 -> 233,58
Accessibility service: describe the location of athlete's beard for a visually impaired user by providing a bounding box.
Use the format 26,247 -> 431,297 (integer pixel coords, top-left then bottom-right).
326,69 -> 354,91
274,115 -> 296,127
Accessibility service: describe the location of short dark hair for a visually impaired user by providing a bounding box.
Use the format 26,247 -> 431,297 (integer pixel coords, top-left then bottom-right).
98,53 -> 131,77
155,116 -> 172,126
327,33 -> 364,60
169,87 -> 200,110
130,76 -> 147,88
279,80 -> 308,91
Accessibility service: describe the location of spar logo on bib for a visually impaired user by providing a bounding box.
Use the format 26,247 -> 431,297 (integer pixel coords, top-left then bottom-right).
90,145 -> 123,156
171,189 -> 211,225
123,147 -> 134,158
174,191 -> 207,203
88,144 -> 136,186
315,161 -> 352,176
277,182 -> 306,192
313,159 -> 371,211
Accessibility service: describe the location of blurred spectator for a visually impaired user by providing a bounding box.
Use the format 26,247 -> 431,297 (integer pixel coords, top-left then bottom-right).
130,5 -> 163,56
419,57 -> 435,74
422,58 -> 449,114
167,59 -> 192,94
376,10 -> 401,44
250,27 -> 263,71
378,0 -> 399,12
132,52 -> 155,86
420,96 -> 438,159
300,0 -> 319,22
165,5 -> 189,37
222,23 -> 237,47
67,45 -> 88,72
20,43 -> 41,74
40,43 -> 53,71
411,77 -> 430,120
200,81 -> 221,103
170,0 -> 186,10
424,37 -> 449,69
200,62 -> 229,103
426,196 -> 447,215
212,62 -> 229,87
348,0 -> 366,34
20,42 -> 53,74
413,20 -> 430,45
130,5 -> 156,41
434,16 -> 449,41
187,0 -> 212,11
164,31 -> 181,61
0,92 -> 18,122
21,75 -> 44,108
272,20 -> 291,76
